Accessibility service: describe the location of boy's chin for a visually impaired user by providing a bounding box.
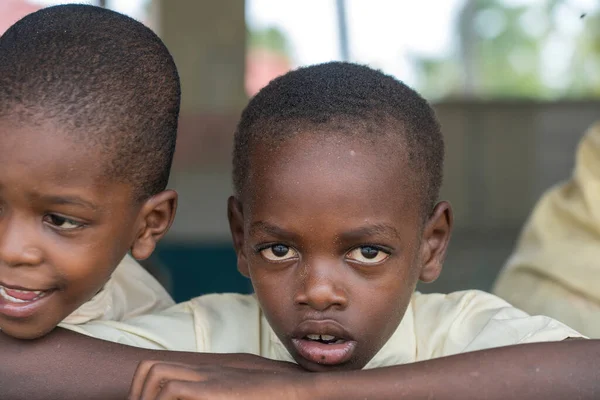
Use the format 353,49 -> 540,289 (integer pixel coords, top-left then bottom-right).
0,318 -> 59,340
294,357 -> 367,372
291,349 -> 369,372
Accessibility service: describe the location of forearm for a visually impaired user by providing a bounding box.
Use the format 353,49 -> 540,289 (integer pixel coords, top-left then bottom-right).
0,328 -> 282,400
311,340 -> 600,400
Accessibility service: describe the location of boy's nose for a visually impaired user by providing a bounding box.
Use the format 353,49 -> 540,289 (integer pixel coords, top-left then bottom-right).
0,217 -> 43,268
294,260 -> 348,312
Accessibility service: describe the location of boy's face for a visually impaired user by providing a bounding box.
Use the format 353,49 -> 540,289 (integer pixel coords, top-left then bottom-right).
0,119 -> 175,339
229,132 -> 452,372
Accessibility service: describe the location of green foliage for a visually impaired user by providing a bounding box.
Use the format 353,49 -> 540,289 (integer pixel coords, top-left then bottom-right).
413,0 -> 600,100
247,26 -> 291,56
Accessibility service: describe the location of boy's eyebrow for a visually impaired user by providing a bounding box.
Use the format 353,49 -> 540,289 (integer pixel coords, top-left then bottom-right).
250,221 -> 401,241
0,184 -> 100,211
338,223 -> 402,241
249,221 -> 297,240
38,194 -> 100,211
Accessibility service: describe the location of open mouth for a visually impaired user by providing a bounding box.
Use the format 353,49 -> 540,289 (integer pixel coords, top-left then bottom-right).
292,332 -> 357,367
291,320 -> 358,367
304,334 -> 346,345
0,284 -> 56,319
0,285 -> 50,303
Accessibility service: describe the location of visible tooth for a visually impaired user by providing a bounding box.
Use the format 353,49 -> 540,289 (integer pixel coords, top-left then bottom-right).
10,288 -> 41,294
321,335 -> 336,341
307,334 -> 321,341
0,286 -> 46,302
0,286 -> 27,303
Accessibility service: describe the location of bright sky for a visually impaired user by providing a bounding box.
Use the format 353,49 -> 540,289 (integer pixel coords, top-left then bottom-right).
246,0 -> 599,89
246,0 -> 464,86
33,0 -> 464,86
32,0 -> 600,91
32,0 -> 146,19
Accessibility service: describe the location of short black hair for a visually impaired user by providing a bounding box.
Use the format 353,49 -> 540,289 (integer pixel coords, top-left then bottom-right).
0,4 -> 180,201
233,61 -> 444,213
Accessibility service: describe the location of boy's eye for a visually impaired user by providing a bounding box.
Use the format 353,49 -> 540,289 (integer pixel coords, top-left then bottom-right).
43,214 -> 84,230
346,246 -> 390,265
259,244 -> 299,262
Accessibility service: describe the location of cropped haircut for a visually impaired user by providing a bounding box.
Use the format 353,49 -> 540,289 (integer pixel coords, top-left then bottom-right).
233,61 -> 444,213
0,4 -> 181,200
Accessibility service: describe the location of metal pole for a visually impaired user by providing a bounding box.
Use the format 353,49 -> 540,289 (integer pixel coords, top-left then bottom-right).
458,0 -> 477,97
98,0 -> 107,8
336,0 -> 350,61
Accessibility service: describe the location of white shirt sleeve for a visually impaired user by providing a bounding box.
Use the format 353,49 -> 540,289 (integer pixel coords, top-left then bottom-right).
412,290 -> 585,360
59,301 -> 197,351
58,294 -> 262,354
62,254 -> 175,325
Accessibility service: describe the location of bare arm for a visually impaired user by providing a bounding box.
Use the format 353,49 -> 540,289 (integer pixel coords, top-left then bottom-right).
4,327 -> 598,400
0,328 -> 300,400
129,340 -> 600,400
311,339 -> 599,400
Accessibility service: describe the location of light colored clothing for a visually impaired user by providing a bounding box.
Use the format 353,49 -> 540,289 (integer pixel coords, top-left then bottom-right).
61,290 -> 582,367
61,254 -> 175,325
493,122 -> 600,338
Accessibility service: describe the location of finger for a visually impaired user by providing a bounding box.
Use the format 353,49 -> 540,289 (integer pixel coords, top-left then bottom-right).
140,362 -> 211,400
155,380 -> 208,400
129,361 -> 209,400
129,360 -> 163,400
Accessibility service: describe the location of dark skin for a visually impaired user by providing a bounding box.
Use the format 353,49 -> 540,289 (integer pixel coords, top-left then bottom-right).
0,329 -> 302,400
129,133 -> 600,399
231,135 -> 451,372
127,340 -> 597,400
2,132 -> 600,399
0,117 -> 177,339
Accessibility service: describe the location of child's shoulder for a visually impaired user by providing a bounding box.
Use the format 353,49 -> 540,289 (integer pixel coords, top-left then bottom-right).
187,292 -> 259,315
411,290 -> 513,339
187,293 -> 262,354
63,254 -> 175,325
410,290 -> 583,359
411,289 -> 516,324
412,289 -> 509,309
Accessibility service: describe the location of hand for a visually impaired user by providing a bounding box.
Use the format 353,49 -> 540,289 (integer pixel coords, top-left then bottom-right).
186,352 -> 304,373
128,360 -> 314,400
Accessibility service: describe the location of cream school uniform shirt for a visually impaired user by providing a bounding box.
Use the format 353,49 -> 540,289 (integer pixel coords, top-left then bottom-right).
60,254 -> 175,325
493,122 -> 600,338
60,290 -> 583,366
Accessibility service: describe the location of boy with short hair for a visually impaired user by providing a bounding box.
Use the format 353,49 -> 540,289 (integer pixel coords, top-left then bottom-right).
3,63 -> 600,400
0,4 -> 179,340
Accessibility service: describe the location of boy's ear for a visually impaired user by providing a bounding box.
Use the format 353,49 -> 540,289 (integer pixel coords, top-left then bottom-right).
418,201 -> 453,283
227,196 -> 249,278
130,190 -> 178,261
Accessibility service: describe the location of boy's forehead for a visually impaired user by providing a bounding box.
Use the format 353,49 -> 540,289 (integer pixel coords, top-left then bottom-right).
0,118 -> 138,213
0,118 -> 114,184
245,133 -> 421,213
3,118 -> 83,153
252,132 -> 409,178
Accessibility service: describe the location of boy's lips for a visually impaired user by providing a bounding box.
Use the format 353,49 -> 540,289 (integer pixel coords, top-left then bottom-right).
291,320 -> 358,366
0,282 -> 56,319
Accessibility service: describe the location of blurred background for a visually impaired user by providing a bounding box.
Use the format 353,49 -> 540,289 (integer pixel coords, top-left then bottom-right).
2,0 -> 599,301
